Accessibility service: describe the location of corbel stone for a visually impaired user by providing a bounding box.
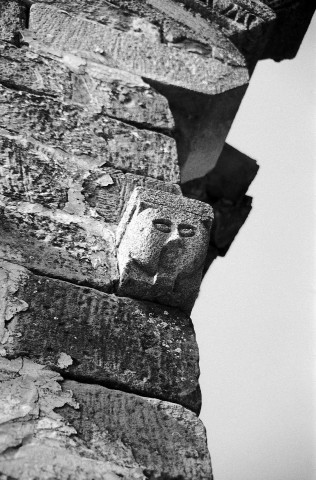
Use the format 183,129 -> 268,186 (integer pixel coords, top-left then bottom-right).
182,143 -> 258,272
116,187 -> 213,313
0,260 -> 202,413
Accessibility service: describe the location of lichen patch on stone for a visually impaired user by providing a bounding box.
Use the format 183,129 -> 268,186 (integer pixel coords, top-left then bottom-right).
57,352 -> 73,369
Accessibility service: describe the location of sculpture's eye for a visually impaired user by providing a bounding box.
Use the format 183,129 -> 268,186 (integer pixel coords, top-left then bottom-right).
178,224 -> 195,237
153,219 -> 172,233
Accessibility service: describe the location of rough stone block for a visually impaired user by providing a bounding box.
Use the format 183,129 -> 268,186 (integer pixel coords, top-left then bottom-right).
60,380 -> 213,480
116,187 -> 213,313
0,358 -> 212,479
0,85 -> 179,182
213,0 -> 276,62
0,0 -> 26,46
21,2 -> 250,182
0,130 -> 180,219
28,3 -> 248,95
0,41 -> 174,132
0,201 -> 119,292
0,260 -> 201,413
0,129 -> 181,289
0,358 -> 145,480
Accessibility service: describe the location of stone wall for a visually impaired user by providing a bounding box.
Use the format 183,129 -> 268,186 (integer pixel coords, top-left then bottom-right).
0,1 -> 314,479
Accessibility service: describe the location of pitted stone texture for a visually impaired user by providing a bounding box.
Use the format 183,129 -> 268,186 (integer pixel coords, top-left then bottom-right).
60,381 -> 213,480
1,260 -> 201,413
0,358 -> 145,480
34,0 -> 245,67
0,201 -> 119,292
0,129 -> 180,290
0,42 -> 174,132
116,187 -> 213,313
22,1 -> 249,183
28,3 -> 248,95
0,85 -> 179,182
0,358 -> 212,479
0,131 -> 180,218
0,0 -> 26,46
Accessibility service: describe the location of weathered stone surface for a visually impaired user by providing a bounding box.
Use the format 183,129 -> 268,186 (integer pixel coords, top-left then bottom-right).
0,358 -> 145,480
213,0 -> 276,62
0,0 -> 26,46
0,358 -> 212,479
0,130 -> 180,218
27,3 -> 248,95
0,127 -> 181,290
60,380 -> 213,480
0,85 -> 179,182
0,200 -> 119,292
0,128 -> 181,290
0,260 -> 201,413
260,0 -> 316,61
0,41 -> 174,132
27,0 -> 246,67
16,2 -> 250,183
117,187 -> 213,313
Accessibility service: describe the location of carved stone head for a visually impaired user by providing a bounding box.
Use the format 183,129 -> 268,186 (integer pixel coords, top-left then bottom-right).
116,187 -> 213,313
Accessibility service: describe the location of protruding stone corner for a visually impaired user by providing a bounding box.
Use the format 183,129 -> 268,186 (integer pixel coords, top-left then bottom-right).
115,187 -> 213,314
145,78 -> 249,184
59,380 -> 214,480
0,356 -> 213,480
0,259 -> 202,414
259,0 -> 316,61
0,0 -> 313,478
181,143 -> 259,273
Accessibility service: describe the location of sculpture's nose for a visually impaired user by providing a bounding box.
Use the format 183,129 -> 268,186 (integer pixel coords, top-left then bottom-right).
164,228 -> 183,248
157,228 -> 184,282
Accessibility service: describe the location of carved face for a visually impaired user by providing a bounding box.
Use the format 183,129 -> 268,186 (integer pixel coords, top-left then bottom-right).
116,187 -> 213,313
119,206 -> 209,286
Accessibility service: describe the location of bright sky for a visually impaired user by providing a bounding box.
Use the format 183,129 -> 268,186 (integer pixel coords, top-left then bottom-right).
193,15 -> 316,480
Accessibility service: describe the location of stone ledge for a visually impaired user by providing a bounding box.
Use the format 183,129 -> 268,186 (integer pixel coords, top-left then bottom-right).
0,260 -> 202,413
0,41 -> 175,133
0,130 -> 180,219
27,3 -> 248,95
0,85 -> 179,182
0,357 -> 212,479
